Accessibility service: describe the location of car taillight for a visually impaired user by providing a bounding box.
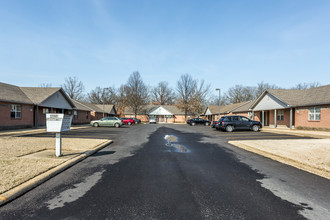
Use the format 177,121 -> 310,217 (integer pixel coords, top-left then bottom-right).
121,120 -> 123,122
215,122 -> 218,124
222,121 -> 225,125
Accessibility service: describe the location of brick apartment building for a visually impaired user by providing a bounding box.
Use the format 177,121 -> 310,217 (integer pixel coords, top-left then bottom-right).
204,101 -> 253,122
205,84 -> 330,130
124,104 -> 193,123
0,82 -> 75,129
0,82 -> 118,129
251,85 -> 330,129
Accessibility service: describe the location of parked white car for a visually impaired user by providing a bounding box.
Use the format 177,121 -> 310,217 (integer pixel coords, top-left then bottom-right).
149,117 -> 156,124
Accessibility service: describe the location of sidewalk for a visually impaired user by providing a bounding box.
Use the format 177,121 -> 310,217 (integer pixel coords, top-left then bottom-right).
230,128 -> 330,180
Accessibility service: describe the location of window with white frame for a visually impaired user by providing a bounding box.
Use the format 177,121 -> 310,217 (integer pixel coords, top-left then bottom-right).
43,108 -> 49,114
309,107 -> 320,120
11,104 -> 21,119
74,111 -> 78,119
277,110 -> 284,121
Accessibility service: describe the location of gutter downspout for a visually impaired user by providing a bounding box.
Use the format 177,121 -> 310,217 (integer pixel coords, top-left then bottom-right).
35,105 -> 39,128
274,109 -> 277,128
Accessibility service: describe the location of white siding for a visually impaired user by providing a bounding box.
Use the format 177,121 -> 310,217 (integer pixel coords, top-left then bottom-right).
149,106 -> 173,115
39,91 -> 73,109
205,109 -> 212,115
253,93 -> 288,111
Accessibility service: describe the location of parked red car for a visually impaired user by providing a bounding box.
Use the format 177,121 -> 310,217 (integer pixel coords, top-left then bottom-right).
120,118 -> 135,125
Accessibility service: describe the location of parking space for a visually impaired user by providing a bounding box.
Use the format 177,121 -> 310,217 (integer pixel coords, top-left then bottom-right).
188,125 -> 316,141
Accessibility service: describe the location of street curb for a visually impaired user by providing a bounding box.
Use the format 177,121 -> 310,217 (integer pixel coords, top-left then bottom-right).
229,141 -> 330,180
0,140 -> 112,207
0,126 -> 90,137
261,129 -> 330,139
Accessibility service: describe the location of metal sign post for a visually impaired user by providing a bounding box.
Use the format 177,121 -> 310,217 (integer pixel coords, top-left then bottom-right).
46,113 -> 73,157
56,133 -> 62,157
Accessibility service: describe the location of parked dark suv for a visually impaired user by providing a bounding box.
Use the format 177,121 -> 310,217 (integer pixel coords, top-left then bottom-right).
187,118 -> 211,126
215,115 -> 262,132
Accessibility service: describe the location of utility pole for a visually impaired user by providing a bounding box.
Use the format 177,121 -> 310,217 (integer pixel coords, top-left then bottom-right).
216,88 -> 221,120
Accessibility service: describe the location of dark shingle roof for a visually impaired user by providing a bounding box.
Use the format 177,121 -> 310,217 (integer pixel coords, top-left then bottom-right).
206,101 -> 252,115
267,84 -> 330,107
124,105 -> 186,115
95,104 -> 116,114
231,101 -> 253,113
71,99 -> 93,111
20,87 -> 61,104
0,82 -> 33,104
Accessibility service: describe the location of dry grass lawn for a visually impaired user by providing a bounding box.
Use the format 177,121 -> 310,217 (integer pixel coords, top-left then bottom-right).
229,139 -> 330,179
0,136 -> 107,194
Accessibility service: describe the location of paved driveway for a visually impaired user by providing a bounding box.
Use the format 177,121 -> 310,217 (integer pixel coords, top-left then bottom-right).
1,124 -> 329,219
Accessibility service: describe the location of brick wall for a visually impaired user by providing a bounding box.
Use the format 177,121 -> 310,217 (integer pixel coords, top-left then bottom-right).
72,110 -> 91,124
295,105 -> 330,129
0,102 -> 34,129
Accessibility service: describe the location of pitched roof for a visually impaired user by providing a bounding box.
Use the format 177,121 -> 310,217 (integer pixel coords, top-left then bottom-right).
124,104 -> 186,115
161,105 -> 185,115
20,87 -> 61,104
95,104 -> 116,114
77,101 -> 103,112
231,100 -> 253,113
124,104 -> 159,115
206,101 -> 252,115
266,84 -> 330,107
71,99 -> 93,111
0,82 -> 33,104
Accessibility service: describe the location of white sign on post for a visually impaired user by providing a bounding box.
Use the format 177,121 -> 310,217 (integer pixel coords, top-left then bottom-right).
46,113 -> 73,157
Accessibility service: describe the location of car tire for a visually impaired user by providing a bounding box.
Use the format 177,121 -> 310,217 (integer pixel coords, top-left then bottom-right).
205,122 -> 209,126
128,122 -> 132,125
115,123 -> 120,128
252,125 -> 259,132
93,122 -> 99,127
226,125 -> 233,132
192,122 -> 196,126
216,127 -> 220,130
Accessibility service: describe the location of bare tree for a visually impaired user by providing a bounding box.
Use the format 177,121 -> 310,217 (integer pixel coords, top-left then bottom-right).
116,85 -> 129,117
87,86 -> 117,104
125,71 -> 149,117
39,83 -> 52,87
176,74 -> 210,120
225,85 -> 255,104
207,94 -> 229,106
292,82 -> 321,90
190,79 -> 210,115
151,81 -> 175,105
255,82 -> 280,98
62,76 -> 85,100
176,74 -> 196,120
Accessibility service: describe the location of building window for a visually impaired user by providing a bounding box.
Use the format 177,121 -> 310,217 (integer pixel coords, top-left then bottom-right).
309,107 -> 320,120
74,111 -> 78,119
277,110 -> 284,121
248,112 -> 252,119
43,108 -> 49,114
86,112 -> 89,119
11,104 -> 21,119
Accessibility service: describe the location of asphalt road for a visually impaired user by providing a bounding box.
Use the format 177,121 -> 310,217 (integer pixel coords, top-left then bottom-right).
1,124 -> 329,219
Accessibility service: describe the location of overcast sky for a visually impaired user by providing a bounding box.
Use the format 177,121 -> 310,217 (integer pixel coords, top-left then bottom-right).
1,0 -> 330,97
